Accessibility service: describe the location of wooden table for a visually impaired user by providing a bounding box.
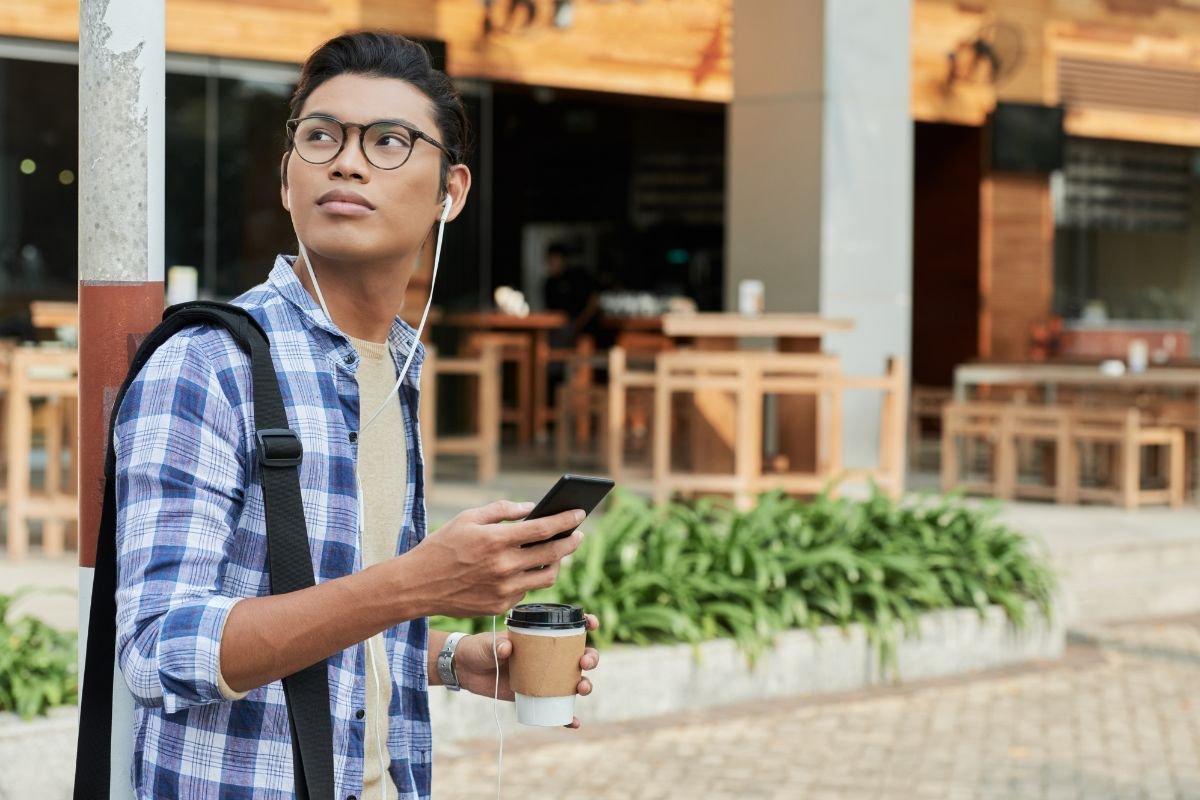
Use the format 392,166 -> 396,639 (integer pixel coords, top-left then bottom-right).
661,313 -> 855,476
954,362 -> 1200,402
29,301 -> 79,331
954,361 -> 1200,502
5,345 -> 79,559
443,310 -> 568,442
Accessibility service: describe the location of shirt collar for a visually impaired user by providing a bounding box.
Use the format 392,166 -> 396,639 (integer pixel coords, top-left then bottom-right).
268,254 -> 427,383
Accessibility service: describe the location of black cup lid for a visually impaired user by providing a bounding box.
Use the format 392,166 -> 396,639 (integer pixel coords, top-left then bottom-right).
506,603 -> 586,630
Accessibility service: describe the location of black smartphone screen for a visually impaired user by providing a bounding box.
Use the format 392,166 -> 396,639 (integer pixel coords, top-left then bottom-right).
520,474 -> 615,547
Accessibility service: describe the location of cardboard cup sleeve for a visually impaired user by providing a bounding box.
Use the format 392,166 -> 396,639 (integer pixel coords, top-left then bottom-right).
508,629 -> 586,697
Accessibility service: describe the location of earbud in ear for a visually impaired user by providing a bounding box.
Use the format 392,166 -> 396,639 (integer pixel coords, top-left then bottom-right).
440,193 -> 453,222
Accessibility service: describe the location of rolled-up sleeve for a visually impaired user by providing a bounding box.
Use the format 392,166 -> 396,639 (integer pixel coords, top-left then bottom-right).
113,330 -> 248,713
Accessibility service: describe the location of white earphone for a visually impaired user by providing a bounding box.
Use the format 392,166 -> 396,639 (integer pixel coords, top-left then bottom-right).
440,192 -> 453,222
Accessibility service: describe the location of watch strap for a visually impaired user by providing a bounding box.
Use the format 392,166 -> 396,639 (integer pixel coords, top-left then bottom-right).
437,631 -> 468,691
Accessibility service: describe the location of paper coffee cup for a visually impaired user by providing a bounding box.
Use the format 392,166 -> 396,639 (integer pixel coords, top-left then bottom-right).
506,603 -> 587,727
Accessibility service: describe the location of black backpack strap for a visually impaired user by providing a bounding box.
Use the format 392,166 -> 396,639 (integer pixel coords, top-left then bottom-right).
75,301 -> 333,800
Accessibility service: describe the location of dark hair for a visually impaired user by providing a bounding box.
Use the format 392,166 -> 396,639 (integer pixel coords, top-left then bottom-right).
546,242 -> 568,259
284,31 -> 471,191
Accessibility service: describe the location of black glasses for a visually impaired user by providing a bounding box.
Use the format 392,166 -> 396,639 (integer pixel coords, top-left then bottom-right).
285,114 -> 452,171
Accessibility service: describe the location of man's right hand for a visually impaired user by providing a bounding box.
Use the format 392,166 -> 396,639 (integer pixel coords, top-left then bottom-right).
400,500 -> 586,618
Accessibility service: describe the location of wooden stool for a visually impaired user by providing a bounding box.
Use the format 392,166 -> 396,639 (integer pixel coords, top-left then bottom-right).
465,331 -> 532,445
420,342 -> 501,484
1003,405 -> 1072,503
941,402 -> 1012,499
1067,408 -> 1184,510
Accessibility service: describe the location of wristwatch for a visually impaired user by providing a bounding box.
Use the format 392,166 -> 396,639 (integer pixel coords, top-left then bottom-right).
437,632 -> 468,691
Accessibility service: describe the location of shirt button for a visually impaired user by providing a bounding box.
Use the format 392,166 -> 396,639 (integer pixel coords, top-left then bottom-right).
348,431 -> 358,444
344,353 -> 355,365
355,708 -> 365,720
348,796 -> 357,800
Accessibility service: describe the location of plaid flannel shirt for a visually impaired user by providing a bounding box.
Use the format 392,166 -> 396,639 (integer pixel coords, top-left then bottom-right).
114,255 -> 431,799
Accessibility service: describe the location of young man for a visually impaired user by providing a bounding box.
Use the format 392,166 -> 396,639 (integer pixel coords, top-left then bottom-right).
114,32 -> 599,800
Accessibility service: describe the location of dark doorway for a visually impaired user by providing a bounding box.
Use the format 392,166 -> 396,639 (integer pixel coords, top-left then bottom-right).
912,122 -> 983,388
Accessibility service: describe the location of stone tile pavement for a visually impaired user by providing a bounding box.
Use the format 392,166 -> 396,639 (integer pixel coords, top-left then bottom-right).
433,616 -> 1200,800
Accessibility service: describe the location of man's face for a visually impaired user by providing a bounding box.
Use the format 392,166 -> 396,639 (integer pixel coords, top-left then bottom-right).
282,73 -> 450,266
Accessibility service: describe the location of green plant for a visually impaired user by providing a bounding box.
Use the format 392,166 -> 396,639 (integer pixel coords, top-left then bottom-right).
431,486 -> 1057,677
0,588 -> 79,719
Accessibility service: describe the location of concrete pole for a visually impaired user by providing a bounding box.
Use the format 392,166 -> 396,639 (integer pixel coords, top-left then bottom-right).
78,1 -> 165,796
727,0 -> 913,472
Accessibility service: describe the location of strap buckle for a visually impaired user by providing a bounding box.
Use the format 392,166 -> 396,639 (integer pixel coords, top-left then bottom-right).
256,428 -> 303,468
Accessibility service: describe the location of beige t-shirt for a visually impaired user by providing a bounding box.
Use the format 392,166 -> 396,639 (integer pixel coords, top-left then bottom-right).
348,335 -> 407,800
216,334 -> 408,800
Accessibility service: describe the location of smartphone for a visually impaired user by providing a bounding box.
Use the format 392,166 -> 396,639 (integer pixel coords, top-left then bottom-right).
520,474 -> 615,548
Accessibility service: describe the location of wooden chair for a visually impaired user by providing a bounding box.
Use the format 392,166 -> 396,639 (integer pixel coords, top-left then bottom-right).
546,334 -> 596,449
607,345 -> 668,483
941,402 -> 1012,499
907,386 -> 951,471
1067,407 -> 1184,510
652,350 -> 759,508
420,342 -> 501,485
840,357 -> 909,499
652,351 -> 842,508
463,331 -> 532,445
29,301 -> 78,333
554,348 -> 609,470
1144,396 -> 1199,499
5,346 -> 79,559
1004,405 -> 1073,503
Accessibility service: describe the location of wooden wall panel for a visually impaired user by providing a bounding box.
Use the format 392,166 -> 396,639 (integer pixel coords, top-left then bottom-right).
979,175 -> 1054,362
165,0 -> 360,64
912,0 -> 1200,145
0,0 -> 78,43
3,0 -> 728,103
429,0 -> 731,102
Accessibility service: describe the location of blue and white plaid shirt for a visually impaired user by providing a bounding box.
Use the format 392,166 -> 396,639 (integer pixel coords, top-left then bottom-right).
114,256 -> 431,799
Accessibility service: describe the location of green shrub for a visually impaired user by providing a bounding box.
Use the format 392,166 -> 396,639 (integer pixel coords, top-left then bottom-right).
432,487 -> 1056,675
0,589 -> 78,719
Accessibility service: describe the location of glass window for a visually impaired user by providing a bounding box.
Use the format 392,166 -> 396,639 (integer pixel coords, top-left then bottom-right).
165,71 -> 296,298
0,56 -> 78,323
1054,137 -> 1200,357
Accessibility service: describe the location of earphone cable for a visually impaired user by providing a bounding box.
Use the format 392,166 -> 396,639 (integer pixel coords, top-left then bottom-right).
492,614 -> 504,800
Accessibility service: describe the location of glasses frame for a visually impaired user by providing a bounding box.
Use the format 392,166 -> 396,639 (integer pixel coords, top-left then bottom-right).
285,114 -> 453,171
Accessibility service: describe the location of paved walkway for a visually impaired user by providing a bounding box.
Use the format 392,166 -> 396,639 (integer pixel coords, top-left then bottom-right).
435,616 -> 1200,800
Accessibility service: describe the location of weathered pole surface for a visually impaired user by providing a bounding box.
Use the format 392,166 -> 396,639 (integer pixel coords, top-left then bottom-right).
78,1 -> 165,795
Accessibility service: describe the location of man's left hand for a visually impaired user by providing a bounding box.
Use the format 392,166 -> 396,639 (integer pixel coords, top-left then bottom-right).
452,613 -> 600,729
